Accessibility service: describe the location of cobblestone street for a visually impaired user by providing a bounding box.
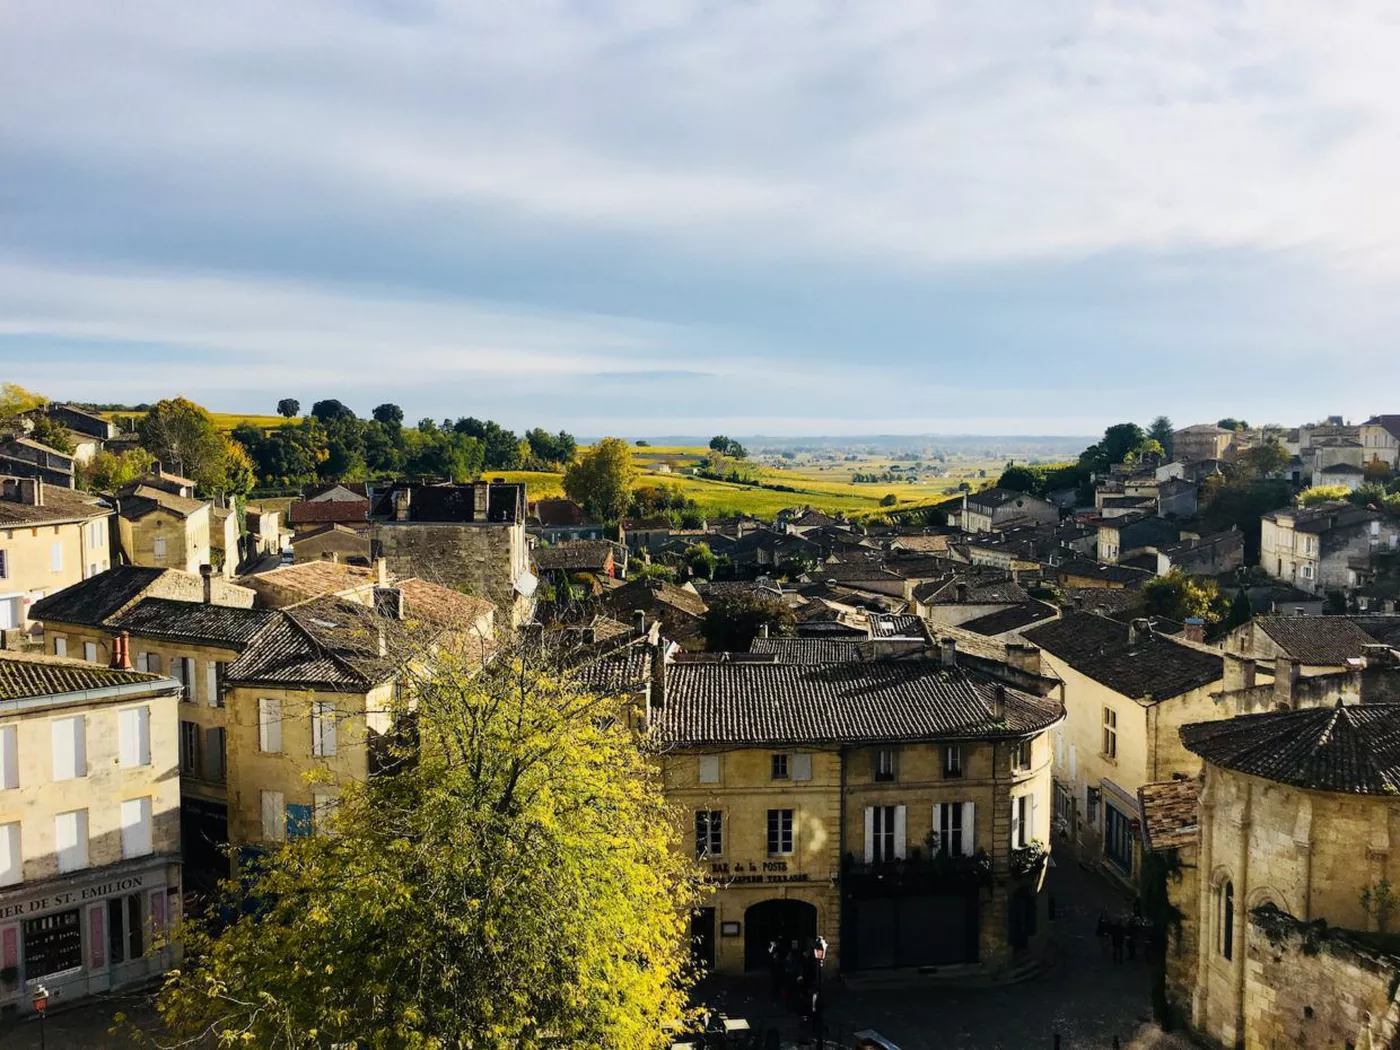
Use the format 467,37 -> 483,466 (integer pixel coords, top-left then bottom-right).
0,860 -> 1196,1050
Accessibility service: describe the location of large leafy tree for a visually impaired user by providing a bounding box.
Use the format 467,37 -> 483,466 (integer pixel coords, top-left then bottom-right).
311,398 -> 357,424
372,402 -> 404,428
1142,570 -> 1228,624
276,398 -> 301,418
0,382 -> 48,421
154,650 -> 696,1050
1147,416 -> 1174,458
136,397 -> 229,488
564,437 -> 638,521
701,593 -> 796,651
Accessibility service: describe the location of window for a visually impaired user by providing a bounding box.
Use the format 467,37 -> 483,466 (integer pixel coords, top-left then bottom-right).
120,797 -> 153,858
89,520 -> 104,548
312,701 -> 337,757
0,725 -> 16,789
54,809 -> 88,872
286,803 -> 313,839
695,810 -> 722,859
697,754 -> 720,784
770,753 -> 789,780
261,790 -> 286,842
83,641 -> 97,663
50,540 -> 62,573
259,698 -> 283,753
52,636 -> 66,657
1300,564 -> 1315,581
145,652 -> 162,674
1102,707 -> 1118,760
864,804 -> 906,863
51,715 -> 86,780
943,745 -> 963,778
152,535 -> 167,564
1086,786 -> 1101,826
179,720 -> 200,775
0,822 -> 20,886
1011,740 -> 1032,772
313,793 -> 337,836
874,748 -> 897,782
207,661 -> 222,708
23,909 -> 82,980
204,727 -> 226,782
1011,793 -> 1032,849
766,808 -> 794,855
0,549 -> 6,578
107,893 -> 144,965
1220,880 -> 1235,960
118,706 -> 151,768
934,801 -> 975,857
1105,804 -> 1135,875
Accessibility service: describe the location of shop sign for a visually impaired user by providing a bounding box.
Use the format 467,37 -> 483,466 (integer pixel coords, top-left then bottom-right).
0,875 -> 145,921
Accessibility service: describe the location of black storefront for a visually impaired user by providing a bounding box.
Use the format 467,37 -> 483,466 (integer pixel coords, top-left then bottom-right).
840,854 -> 989,971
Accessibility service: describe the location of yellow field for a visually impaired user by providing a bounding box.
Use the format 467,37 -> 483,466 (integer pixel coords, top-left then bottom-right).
101,410 -> 289,432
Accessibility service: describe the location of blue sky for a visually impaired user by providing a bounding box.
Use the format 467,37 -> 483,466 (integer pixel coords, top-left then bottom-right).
2,1 -> 1398,436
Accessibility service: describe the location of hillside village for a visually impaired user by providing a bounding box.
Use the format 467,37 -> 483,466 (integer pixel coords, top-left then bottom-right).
9,390 -> 1400,1047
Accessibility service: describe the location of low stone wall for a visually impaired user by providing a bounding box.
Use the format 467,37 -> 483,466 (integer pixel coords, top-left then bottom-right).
1243,905 -> 1400,1050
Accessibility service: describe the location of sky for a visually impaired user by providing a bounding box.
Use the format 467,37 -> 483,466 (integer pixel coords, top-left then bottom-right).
2,1 -> 1399,437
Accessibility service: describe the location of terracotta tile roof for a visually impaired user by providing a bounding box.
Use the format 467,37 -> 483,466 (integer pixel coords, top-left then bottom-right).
533,540 -> 619,572
656,662 -> 1062,747
0,651 -> 171,703
30,566 -> 168,627
749,637 -> 865,663
240,560 -> 377,599
1138,779 -> 1201,852
287,498 -> 370,525
395,578 -> 495,627
1181,703 -> 1400,794
111,598 -> 275,647
0,488 -> 111,527
225,613 -> 368,689
1023,612 -> 1222,701
1253,615 -> 1382,665
119,486 -> 207,519
531,498 -> 589,527
604,578 -> 708,619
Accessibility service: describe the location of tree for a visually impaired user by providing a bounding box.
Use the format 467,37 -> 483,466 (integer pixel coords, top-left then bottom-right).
154,647 -> 696,1049
372,402 -> 404,428
27,414 -> 74,454
136,397 -> 228,488
684,542 -> 718,581
81,447 -> 155,491
1217,418 -> 1249,431
701,594 -> 796,652
708,435 -> 747,459
563,438 -> 638,522
997,465 -> 1041,493
1235,439 -> 1289,481
276,398 -> 301,418
880,493 -> 898,506
1299,484 -> 1352,506
311,399 -> 356,424
1148,416 -> 1174,458
1142,570 -> 1227,624
0,382 -> 48,421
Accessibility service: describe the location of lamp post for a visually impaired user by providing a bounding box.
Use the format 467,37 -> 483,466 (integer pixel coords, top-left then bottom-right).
31,983 -> 49,1050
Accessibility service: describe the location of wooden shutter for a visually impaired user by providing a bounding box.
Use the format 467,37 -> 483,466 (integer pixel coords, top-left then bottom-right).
0,822 -> 20,886
206,661 -> 219,707
0,726 -> 16,790
205,728 -> 225,781
261,790 -> 286,842
52,715 -> 84,780
185,658 -> 198,704
55,809 -> 88,872
1069,742 -> 1077,782
313,701 -> 336,757
120,797 -> 152,858
118,707 -> 148,768
961,801 -> 976,856
1011,795 -> 1022,849
893,805 -> 907,860
863,806 -> 875,863
1030,791 -> 1039,844
791,753 -> 812,781
259,698 -> 282,753
932,802 -> 945,853
83,641 -> 97,663
53,637 -> 66,657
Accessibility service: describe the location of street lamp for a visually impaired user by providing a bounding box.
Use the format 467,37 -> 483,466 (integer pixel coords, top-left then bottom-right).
31,983 -> 49,1050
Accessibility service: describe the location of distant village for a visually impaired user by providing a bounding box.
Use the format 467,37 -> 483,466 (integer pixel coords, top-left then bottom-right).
6,395 -> 1400,1048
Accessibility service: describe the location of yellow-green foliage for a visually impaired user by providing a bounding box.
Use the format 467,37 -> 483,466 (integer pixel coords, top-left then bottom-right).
153,652 -> 698,1050
1299,484 -> 1354,506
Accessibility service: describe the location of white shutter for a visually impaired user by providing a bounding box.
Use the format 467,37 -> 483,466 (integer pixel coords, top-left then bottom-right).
55,809 -> 88,872
893,804 -> 907,860
134,651 -> 148,672
1055,730 -> 1065,768
53,637 -> 66,658
186,659 -> 198,704
1069,743 -> 1077,782
261,790 -> 286,842
313,792 -> 336,836
0,725 -> 16,789
698,755 -> 719,783
1030,791 -> 1040,844
932,802 -> 945,853
313,701 -> 337,757
791,753 -> 812,781
962,801 -> 976,857
83,641 -> 97,663
50,540 -> 62,572
1011,795 -> 1022,849
863,806 -> 875,863
120,797 -> 153,858
259,698 -> 282,753
51,715 -> 84,780
119,706 -> 150,768
207,662 -> 219,707
0,822 -> 19,886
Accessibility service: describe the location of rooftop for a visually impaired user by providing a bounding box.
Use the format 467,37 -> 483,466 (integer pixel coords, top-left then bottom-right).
239,560 -> 378,600
1024,612 -> 1223,701
118,485 -> 207,519
1253,615 -> 1384,666
30,566 -> 169,627
960,601 -> 1059,637
0,485 -> 111,527
1181,703 -> 1400,795
604,577 -> 708,619
533,540 -> 620,572
0,650 -> 172,704
748,637 -> 866,664
395,577 -> 495,627
1138,778 -> 1201,852
111,598 -> 275,648
965,487 -> 1048,511
287,498 -> 370,525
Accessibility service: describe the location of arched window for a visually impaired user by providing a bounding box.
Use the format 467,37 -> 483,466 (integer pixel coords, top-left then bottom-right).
1221,881 -> 1235,960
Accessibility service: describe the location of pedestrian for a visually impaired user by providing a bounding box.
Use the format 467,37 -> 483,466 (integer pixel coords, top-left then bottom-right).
1110,919 -> 1126,963
768,940 -> 785,1000
1096,909 -> 1111,959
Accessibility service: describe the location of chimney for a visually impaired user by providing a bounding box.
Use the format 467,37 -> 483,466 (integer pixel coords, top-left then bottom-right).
1005,642 -> 1043,678
1274,658 -> 1300,703
649,640 -> 668,712
393,487 -> 412,522
759,623 -> 770,640
200,563 -> 214,604
1128,618 -> 1152,645
955,582 -> 969,604
472,481 -> 490,520
633,610 -> 647,637
1182,617 -> 1206,644
375,557 -> 389,586
374,586 -> 405,621
992,684 -> 1006,720
940,637 -> 958,668
1223,653 -> 1257,693
110,631 -> 132,670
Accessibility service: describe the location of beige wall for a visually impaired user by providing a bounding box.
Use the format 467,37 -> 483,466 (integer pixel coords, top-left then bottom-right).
0,514 -> 112,632
120,505 -> 211,574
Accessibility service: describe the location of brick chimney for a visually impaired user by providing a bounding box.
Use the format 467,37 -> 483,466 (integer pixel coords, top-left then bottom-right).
110,631 -> 132,670
200,563 -> 214,604
991,684 -> 1006,720
1274,658 -> 1300,704
940,637 -> 958,668
649,639 -> 668,712
1223,653 -> 1257,692
1,477 -> 43,506
1005,642 -> 1043,678
1182,617 -> 1206,644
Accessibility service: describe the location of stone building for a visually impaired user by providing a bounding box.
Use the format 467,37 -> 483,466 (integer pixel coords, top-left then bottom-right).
1172,424 -> 1238,464
368,480 -> 533,623
960,489 -> 1059,534
0,650 -> 183,1015
290,523 -> 372,565
116,486 -> 214,575
652,638 -> 1064,978
1023,612 -> 1224,884
1179,704 -> 1400,1049
604,578 -> 709,651
1258,502 -> 1398,595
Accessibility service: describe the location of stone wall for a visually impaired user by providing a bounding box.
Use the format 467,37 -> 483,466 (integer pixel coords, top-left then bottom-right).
1242,906 -> 1400,1050
372,520 -> 525,621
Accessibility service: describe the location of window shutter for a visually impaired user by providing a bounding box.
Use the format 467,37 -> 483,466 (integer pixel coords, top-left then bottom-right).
863,806 -> 875,864
134,651 -> 147,672
52,715 -> 84,780
118,708 -> 139,767
313,793 -> 336,836
53,637 -> 66,658
313,702 -> 337,757
932,802 -> 945,852
1055,731 -> 1065,768
1011,795 -> 1022,849
961,801 -> 976,856
791,753 -> 812,781
50,541 -> 62,572
83,641 -> 97,663
205,728 -> 225,781
55,809 -> 88,872
0,726 -> 16,790
185,658 -> 198,704
120,797 -> 153,858
206,662 -> 218,708
261,790 -> 286,842
893,805 -> 907,860
259,698 -> 282,753
698,755 -> 719,783
1030,791 -> 1039,844
0,822 -> 19,886
1069,743 -> 1077,782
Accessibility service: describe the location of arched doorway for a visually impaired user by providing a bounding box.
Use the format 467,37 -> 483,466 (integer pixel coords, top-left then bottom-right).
744,898 -> 818,971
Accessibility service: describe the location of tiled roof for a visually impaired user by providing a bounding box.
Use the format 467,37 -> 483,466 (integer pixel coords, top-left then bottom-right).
656,662 -> 1062,747
1253,615 -> 1381,665
960,601 -> 1059,637
870,613 -> 927,638
30,566 -> 167,627
0,488 -> 111,527
965,488 -> 1048,511
1023,612 -> 1222,701
533,540 -> 618,572
816,563 -> 906,583
396,578 -> 495,627
749,637 -> 865,663
605,578 -> 708,619
791,509 -> 845,528
1364,415 -> 1400,442
1055,556 -> 1153,586
1181,704 -> 1400,794
239,560 -> 377,599
111,598 -> 275,647
1266,502 -> 1377,534
119,485 -> 206,518
567,641 -> 653,694
531,498 -> 589,527
1138,779 -> 1201,852
1061,588 -> 1145,617
287,498 -> 370,525
225,613 -> 368,689
0,651 -> 171,703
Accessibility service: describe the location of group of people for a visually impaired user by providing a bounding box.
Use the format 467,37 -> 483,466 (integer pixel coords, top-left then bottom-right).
1095,901 -> 1152,963
768,936 -> 828,1040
